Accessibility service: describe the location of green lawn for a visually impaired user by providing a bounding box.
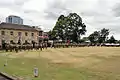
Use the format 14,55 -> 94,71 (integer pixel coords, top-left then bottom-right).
0,47 -> 120,80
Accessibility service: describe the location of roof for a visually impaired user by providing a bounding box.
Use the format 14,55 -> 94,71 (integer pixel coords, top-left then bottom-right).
8,15 -> 22,19
43,32 -> 48,35
0,23 -> 38,32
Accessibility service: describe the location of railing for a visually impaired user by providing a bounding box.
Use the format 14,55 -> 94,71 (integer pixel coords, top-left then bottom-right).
0,72 -> 18,80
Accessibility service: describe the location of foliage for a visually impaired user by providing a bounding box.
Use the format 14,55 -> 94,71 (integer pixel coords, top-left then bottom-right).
49,13 -> 86,43
79,37 -> 89,43
107,35 -> 116,43
88,28 -> 109,44
88,31 -> 100,43
48,30 -> 57,40
98,28 -> 109,43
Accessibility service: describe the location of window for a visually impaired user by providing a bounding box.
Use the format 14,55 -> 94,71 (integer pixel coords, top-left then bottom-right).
9,17 -> 12,23
39,31 -> 42,36
18,32 -> 22,36
31,40 -> 35,44
25,40 -> 28,44
10,40 -> 13,44
1,31 -> 5,35
25,32 -> 28,36
10,31 -> 13,35
31,33 -> 34,36
18,40 -> 21,44
2,40 -> 5,44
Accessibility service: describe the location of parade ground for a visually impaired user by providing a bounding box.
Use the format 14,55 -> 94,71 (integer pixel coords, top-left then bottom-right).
0,47 -> 120,80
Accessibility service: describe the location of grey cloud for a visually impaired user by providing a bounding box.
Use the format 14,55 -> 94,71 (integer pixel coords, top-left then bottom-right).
44,9 -> 71,20
81,10 -> 109,17
112,3 -> 120,17
14,0 -> 30,6
1,0 -> 120,39
0,0 -> 30,11
0,0 -> 13,7
44,0 -> 72,20
44,10 -> 59,19
23,9 -> 39,14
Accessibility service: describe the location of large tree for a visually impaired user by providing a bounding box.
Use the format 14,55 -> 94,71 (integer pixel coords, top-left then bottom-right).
107,35 -> 116,43
88,28 -> 109,44
98,28 -> 109,43
88,31 -> 100,44
50,13 -> 86,43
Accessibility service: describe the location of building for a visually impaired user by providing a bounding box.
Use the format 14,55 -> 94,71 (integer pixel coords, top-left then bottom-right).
35,27 -> 49,43
0,22 -> 39,47
6,15 -> 23,25
38,31 -> 49,43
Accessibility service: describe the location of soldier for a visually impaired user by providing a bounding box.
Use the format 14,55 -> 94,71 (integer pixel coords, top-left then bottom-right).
53,43 -> 56,48
5,43 -> 9,52
57,43 -> 59,48
37,44 -> 39,50
62,43 -> 64,48
22,45 -> 25,51
45,42 -> 47,49
15,44 -> 18,53
42,43 -> 44,49
40,43 -> 42,51
10,44 -> 13,51
50,42 -> 53,48
33,66 -> 39,77
18,44 -> 22,51
60,43 -> 62,48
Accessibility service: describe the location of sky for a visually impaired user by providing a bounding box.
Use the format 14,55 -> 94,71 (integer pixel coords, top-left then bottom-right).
0,0 -> 120,39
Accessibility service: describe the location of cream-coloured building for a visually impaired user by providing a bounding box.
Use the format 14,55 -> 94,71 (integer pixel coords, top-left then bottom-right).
0,23 -> 39,47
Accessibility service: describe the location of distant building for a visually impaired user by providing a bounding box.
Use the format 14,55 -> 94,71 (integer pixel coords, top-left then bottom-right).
6,15 -> 23,25
37,30 -> 49,43
0,22 -> 39,48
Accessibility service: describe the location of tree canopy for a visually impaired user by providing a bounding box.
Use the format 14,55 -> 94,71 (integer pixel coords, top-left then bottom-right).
98,28 -> 109,43
88,28 -> 109,44
107,35 -> 116,43
88,31 -> 100,44
49,13 -> 86,43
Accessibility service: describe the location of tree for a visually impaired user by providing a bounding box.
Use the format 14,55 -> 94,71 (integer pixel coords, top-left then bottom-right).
80,37 -> 88,43
98,28 -> 109,43
51,15 -> 67,40
88,31 -> 100,44
108,35 -> 116,43
88,28 -> 109,44
116,40 -> 120,44
48,30 -> 57,40
51,13 -> 86,43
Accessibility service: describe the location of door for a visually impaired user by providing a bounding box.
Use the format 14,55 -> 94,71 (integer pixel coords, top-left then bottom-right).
2,40 -> 5,49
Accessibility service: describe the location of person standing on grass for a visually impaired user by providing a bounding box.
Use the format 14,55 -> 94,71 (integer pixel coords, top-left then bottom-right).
33,66 -> 39,77
40,43 -> 42,51
45,42 -> 47,49
67,40 -> 70,48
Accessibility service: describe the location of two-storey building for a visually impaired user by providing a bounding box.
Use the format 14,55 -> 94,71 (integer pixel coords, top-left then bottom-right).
0,23 -> 39,48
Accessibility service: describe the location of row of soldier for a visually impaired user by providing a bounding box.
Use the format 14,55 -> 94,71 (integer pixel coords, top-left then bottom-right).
1,42 -> 120,52
2,42 -> 48,53
52,43 -> 120,48
52,43 -> 88,48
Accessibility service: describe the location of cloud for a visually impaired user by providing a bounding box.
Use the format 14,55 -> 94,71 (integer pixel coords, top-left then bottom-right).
112,3 -> 120,17
1,0 -> 120,39
14,0 -> 30,6
44,0 -> 72,20
0,0 -> 29,9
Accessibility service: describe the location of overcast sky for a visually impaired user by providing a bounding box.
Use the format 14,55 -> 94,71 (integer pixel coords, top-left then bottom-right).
0,0 -> 120,39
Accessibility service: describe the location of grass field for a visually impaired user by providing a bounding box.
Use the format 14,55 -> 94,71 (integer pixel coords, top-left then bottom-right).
0,47 -> 120,80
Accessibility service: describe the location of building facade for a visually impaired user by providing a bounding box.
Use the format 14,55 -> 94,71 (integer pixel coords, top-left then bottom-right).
6,15 -> 23,25
0,23 -> 39,47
